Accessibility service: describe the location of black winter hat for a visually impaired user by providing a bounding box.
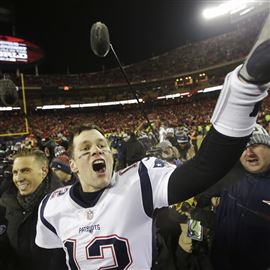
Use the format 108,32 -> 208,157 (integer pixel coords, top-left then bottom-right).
50,155 -> 71,174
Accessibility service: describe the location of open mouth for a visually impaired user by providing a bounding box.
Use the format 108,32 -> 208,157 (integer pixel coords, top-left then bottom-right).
17,182 -> 29,192
92,159 -> 106,173
247,158 -> 258,165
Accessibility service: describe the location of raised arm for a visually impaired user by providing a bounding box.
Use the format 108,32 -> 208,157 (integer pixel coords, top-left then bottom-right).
168,13 -> 270,204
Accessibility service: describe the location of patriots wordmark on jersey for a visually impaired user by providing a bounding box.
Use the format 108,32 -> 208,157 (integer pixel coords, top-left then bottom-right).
36,157 -> 176,270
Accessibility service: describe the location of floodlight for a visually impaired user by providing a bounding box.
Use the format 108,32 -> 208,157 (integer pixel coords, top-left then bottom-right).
202,0 -> 256,20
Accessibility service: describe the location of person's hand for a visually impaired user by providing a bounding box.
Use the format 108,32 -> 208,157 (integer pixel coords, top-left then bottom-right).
211,196 -> 220,208
179,223 -> 192,253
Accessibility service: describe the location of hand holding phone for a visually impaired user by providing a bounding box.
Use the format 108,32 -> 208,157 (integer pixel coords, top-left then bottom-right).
187,219 -> 203,241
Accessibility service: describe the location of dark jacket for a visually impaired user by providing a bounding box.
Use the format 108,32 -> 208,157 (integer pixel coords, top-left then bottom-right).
154,207 -> 183,270
123,133 -> 146,166
211,164 -> 270,270
0,205 -> 13,269
153,206 -> 214,270
0,174 -> 67,270
175,244 -> 214,270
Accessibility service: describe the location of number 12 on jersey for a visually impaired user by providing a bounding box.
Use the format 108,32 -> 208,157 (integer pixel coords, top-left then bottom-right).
64,234 -> 133,269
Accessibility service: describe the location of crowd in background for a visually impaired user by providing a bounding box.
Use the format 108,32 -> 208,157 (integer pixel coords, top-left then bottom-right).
1,93 -> 270,141
8,11 -> 267,88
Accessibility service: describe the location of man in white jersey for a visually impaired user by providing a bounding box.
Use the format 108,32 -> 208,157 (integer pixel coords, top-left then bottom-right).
36,14 -> 270,270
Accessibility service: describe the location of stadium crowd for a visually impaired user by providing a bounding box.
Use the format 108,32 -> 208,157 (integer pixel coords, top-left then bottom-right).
9,11 -> 267,88
2,93 -> 270,139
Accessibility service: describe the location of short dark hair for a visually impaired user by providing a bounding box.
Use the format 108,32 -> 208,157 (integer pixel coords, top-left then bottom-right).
13,149 -> 48,167
68,123 -> 105,158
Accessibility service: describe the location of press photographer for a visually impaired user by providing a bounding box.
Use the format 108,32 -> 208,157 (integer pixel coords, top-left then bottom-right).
174,198 -> 216,270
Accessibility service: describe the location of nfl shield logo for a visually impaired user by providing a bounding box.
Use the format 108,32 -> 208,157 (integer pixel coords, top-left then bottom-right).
86,210 -> 94,220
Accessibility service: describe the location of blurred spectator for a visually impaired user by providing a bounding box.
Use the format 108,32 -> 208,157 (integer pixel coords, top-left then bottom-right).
50,155 -> 77,186
154,206 -> 183,270
122,132 -> 146,166
166,128 -> 181,152
172,194 -> 216,270
40,139 -> 58,163
211,124 -> 270,270
157,140 -> 182,166
176,132 -> 191,162
109,134 -> 127,170
159,121 -> 168,142
0,205 -> 12,269
190,127 -> 198,154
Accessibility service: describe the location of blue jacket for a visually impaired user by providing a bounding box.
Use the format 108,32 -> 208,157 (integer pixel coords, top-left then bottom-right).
212,164 -> 270,270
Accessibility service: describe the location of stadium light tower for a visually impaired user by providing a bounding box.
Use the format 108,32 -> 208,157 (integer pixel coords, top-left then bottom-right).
202,0 -> 257,20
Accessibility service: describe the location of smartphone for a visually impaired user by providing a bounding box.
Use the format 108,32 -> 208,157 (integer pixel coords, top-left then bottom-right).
187,219 -> 203,241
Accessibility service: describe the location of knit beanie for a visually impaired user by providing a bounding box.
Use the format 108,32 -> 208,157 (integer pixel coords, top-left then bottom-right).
50,155 -> 71,174
247,124 -> 270,147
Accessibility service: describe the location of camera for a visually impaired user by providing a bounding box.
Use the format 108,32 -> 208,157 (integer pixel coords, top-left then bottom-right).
179,199 -> 215,236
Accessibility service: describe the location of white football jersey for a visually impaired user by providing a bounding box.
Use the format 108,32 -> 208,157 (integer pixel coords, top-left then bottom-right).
36,157 -> 175,270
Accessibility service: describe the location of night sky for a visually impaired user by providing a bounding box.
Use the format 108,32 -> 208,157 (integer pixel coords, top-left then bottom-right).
1,0 -> 234,74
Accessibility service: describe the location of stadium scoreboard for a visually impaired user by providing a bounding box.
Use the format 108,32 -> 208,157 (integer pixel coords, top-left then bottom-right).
0,35 -> 43,65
